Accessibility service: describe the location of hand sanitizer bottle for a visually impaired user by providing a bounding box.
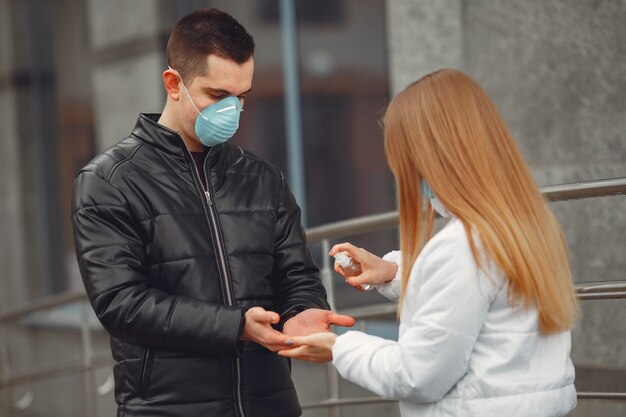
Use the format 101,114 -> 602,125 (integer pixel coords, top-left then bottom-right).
334,252 -> 372,291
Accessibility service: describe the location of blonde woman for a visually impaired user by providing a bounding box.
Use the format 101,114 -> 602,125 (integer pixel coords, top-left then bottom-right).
279,69 -> 580,417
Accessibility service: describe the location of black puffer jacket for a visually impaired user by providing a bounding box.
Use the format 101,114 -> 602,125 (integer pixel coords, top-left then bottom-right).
72,114 -> 329,417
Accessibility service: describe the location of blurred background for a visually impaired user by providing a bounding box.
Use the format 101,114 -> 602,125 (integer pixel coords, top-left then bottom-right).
0,0 -> 624,416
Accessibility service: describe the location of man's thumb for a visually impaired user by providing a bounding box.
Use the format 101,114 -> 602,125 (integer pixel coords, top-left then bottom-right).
263,311 -> 280,324
329,313 -> 356,328
249,307 -> 278,323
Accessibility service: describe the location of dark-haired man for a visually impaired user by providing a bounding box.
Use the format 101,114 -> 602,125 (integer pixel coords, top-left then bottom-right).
72,8 -> 353,417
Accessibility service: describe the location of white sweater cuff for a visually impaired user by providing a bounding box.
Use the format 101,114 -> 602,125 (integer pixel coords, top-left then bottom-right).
373,250 -> 402,302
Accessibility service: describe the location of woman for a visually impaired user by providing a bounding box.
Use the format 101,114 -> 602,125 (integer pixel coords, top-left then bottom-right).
279,69 -> 579,417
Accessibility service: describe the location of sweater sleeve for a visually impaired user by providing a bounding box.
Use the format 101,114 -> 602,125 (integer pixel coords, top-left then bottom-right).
332,223 -> 501,402
72,171 -> 245,355
373,250 -> 403,302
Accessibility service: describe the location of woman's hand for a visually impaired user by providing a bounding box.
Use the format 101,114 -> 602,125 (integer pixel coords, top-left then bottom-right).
330,243 -> 398,290
277,332 -> 337,363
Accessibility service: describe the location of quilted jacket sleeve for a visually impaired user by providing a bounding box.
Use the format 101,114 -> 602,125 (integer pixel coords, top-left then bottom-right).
271,173 -> 330,326
72,171 -> 245,355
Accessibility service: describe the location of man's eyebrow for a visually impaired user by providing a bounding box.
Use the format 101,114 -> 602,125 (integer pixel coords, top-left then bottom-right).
205,86 -> 253,96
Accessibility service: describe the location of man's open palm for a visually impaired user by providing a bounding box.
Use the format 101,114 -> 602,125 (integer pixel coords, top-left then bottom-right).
283,308 -> 355,337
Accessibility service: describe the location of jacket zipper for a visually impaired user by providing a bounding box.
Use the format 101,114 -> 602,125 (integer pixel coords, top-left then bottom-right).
203,188 -> 235,304
184,147 -> 246,417
139,346 -> 152,396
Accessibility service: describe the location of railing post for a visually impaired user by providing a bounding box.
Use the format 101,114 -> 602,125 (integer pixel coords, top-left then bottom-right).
279,0 -> 308,225
320,239 -> 336,311
320,239 -> 340,416
80,301 -> 96,417
326,362 -> 340,417
0,325 -> 13,417
1,384 -> 11,417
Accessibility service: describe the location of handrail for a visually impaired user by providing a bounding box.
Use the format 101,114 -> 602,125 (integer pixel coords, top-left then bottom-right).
301,397 -> 394,409
307,211 -> 398,243
0,356 -> 112,389
576,280 -> 626,293
576,280 -> 626,300
541,177 -> 626,201
574,281 -> 626,300
301,392 -> 626,409
337,280 -> 626,321
0,291 -> 86,324
306,177 -> 626,243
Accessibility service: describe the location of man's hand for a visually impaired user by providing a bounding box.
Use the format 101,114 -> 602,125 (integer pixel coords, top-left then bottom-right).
240,307 -> 294,352
283,308 -> 355,337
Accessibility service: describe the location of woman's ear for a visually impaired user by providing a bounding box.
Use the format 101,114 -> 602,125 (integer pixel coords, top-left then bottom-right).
163,69 -> 181,100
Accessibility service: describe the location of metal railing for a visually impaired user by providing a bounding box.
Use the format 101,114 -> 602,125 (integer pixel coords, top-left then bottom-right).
0,177 -> 625,416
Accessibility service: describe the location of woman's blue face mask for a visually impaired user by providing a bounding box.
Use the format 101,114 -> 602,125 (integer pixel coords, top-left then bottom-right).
175,69 -> 243,147
421,180 -> 450,218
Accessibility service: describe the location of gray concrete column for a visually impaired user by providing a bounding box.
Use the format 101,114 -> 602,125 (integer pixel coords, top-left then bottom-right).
386,0 -> 464,94
0,0 -> 27,310
0,0 -> 65,306
86,0 -> 170,151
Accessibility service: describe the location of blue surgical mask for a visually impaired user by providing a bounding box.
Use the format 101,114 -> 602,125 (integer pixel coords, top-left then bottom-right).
177,73 -> 243,147
421,180 -> 450,218
421,180 -> 435,200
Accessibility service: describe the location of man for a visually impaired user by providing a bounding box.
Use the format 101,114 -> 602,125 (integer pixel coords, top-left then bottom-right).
72,8 -> 354,417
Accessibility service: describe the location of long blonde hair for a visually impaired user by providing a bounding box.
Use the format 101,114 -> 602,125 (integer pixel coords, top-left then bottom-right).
384,69 -> 579,334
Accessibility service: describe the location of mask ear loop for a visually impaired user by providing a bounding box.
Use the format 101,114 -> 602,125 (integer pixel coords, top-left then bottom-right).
168,66 -> 209,121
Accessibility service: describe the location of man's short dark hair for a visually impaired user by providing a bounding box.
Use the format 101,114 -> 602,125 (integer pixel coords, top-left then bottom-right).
167,8 -> 255,84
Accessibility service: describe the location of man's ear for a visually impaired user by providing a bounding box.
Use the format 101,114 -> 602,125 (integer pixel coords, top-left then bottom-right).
163,69 -> 181,100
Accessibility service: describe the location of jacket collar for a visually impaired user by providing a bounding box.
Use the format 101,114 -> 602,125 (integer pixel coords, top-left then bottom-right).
131,113 -> 224,159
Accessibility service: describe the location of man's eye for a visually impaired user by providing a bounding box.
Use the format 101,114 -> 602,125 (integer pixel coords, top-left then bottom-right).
210,94 -> 225,100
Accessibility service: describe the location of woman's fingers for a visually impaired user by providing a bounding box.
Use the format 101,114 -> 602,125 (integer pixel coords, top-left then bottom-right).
345,270 -> 370,285
329,242 -> 360,259
334,261 -> 347,278
277,345 -> 308,358
277,339 -> 333,363
266,342 -> 297,352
